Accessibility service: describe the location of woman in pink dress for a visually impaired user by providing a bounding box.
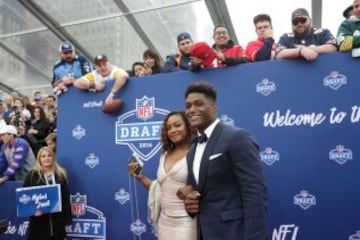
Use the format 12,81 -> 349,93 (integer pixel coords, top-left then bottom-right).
128,111 -> 196,240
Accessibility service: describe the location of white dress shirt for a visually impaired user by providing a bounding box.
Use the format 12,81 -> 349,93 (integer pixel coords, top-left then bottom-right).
193,118 -> 220,184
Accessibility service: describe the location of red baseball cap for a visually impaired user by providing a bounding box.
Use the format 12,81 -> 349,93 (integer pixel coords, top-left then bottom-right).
190,42 -> 216,68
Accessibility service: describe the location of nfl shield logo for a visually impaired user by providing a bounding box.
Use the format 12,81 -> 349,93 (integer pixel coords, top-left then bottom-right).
300,190 -> 308,197
71,193 -> 86,217
136,96 -> 154,121
336,145 -> 344,152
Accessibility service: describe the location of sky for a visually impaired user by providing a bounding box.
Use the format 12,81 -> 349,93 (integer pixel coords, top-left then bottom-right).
199,0 -> 353,47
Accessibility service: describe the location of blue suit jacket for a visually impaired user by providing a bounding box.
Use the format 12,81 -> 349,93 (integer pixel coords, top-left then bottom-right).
187,122 -> 267,240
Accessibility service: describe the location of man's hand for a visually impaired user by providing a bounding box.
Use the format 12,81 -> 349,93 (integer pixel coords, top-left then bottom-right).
215,51 -> 225,62
299,46 -> 318,61
0,177 -> 6,184
190,57 -> 203,67
105,92 -> 114,105
62,76 -> 74,85
263,28 -> 273,39
184,190 -> 201,217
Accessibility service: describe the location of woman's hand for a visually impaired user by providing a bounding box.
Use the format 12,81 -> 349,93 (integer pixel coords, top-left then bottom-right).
128,162 -> 141,177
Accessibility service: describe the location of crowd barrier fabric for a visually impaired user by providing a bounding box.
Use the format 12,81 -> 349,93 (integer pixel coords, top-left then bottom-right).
0,52 -> 359,239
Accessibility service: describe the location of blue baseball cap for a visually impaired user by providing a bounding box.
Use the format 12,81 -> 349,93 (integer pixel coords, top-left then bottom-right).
59,42 -> 75,52
177,32 -> 192,44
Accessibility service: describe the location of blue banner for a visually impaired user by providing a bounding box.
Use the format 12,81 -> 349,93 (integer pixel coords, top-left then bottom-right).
0,52 -> 359,239
16,184 -> 62,218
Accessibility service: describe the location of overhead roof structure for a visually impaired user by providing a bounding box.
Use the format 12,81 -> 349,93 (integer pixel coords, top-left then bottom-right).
0,0 -> 348,99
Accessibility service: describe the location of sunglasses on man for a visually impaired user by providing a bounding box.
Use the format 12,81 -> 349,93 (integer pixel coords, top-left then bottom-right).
292,18 -> 307,26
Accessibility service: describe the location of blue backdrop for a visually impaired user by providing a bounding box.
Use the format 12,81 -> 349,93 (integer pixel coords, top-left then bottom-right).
1,52 -> 359,239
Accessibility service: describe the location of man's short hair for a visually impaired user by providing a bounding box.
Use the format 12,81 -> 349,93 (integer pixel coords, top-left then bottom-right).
46,95 -> 56,101
213,24 -> 227,34
185,82 -> 217,102
253,14 -> 272,25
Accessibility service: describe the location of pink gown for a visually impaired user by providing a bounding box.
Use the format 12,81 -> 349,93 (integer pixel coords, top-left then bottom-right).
156,153 -> 197,240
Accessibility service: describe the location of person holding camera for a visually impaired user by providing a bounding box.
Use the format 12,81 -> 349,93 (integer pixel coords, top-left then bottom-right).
7,98 -> 31,127
128,111 -> 196,240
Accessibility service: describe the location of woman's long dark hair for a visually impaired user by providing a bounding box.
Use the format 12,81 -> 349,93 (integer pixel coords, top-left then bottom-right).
160,111 -> 192,153
143,49 -> 162,74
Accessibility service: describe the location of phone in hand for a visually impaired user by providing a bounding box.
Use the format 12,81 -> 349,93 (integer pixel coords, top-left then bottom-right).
128,154 -> 143,175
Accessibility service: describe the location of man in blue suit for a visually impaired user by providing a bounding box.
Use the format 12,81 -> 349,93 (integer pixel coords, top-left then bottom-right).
180,82 -> 267,240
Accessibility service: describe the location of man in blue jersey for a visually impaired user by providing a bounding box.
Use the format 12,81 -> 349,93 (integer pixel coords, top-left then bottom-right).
275,8 -> 337,61
52,42 -> 93,95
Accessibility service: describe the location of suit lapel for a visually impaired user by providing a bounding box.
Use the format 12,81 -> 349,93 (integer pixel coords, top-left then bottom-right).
198,123 -> 224,191
187,143 -> 197,187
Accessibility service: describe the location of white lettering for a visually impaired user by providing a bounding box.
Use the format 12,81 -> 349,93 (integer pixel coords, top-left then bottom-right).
329,107 -> 347,124
131,127 -> 139,137
92,223 -> 101,234
73,222 -> 82,233
263,109 -> 326,128
272,224 -> 299,240
36,200 -> 50,209
152,125 -> 160,136
17,221 -> 29,236
120,127 -> 129,138
83,222 -> 90,233
67,222 -> 102,234
350,105 -> 360,123
32,193 -> 48,204
141,126 -> 150,137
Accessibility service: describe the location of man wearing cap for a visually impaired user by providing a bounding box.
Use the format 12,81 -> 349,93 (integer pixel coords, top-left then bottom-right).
52,42 -> 93,95
162,32 -> 194,72
275,8 -> 337,61
73,54 -> 128,105
343,5 -> 354,19
0,125 -> 36,183
337,0 -> 360,58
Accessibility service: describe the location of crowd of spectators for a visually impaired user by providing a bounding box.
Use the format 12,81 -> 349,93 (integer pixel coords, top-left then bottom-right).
0,92 -> 58,157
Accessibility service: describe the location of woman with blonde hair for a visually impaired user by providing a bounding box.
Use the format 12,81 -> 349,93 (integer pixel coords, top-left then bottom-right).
23,147 -> 72,240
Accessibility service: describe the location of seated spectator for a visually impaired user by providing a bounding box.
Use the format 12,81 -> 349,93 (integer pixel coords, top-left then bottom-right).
343,5 -> 354,19
73,54 -> 129,105
163,32 -> 194,72
131,62 -> 147,77
22,96 -> 35,116
44,95 -> 57,133
246,14 -> 277,61
275,8 -> 337,61
337,0 -> 360,58
17,123 -> 39,155
191,24 -> 249,70
1,94 -> 13,123
0,125 -> 36,183
45,132 -> 57,153
143,49 -> 162,75
52,42 -> 93,95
